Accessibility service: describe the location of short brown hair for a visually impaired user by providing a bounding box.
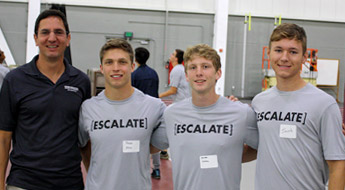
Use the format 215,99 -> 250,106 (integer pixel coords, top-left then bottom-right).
184,44 -> 221,72
269,23 -> 307,54
99,38 -> 134,63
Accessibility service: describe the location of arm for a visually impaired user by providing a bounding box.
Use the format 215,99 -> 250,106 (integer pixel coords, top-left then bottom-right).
159,86 -> 177,98
242,144 -> 257,163
150,144 -> 161,154
0,130 -> 11,190
327,160 -> 345,190
80,140 -> 91,172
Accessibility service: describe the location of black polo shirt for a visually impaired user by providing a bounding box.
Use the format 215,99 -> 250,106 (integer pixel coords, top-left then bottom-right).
0,55 -> 90,190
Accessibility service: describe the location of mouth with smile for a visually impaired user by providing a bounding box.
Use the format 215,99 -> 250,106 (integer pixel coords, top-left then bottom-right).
111,74 -> 122,79
277,63 -> 291,70
46,45 -> 59,51
194,79 -> 206,84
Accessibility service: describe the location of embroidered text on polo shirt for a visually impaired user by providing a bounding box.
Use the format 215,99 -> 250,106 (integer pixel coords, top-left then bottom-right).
64,85 -> 79,92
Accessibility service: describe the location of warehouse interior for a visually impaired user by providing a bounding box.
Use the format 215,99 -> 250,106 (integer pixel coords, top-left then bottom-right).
1,0 -> 345,189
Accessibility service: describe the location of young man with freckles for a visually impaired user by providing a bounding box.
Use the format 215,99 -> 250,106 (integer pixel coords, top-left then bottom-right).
251,23 -> 345,190
163,44 -> 258,190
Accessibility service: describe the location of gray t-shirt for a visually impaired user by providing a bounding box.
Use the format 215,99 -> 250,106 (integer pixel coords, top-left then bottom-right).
169,64 -> 190,102
78,89 -> 168,190
0,64 -> 9,90
164,96 -> 258,190
252,83 -> 345,190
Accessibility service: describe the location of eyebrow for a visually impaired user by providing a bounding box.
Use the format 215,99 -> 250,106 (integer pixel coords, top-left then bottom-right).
273,46 -> 299,51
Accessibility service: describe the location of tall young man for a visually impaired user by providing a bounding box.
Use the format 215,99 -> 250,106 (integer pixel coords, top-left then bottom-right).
163,44 -> 258,190
0,9 -> 90,190
252,23 -> 345,190
78,38 -> 168,189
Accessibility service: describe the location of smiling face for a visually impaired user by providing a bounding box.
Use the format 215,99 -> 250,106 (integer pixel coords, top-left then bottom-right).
100,48 -> 135,91
186,56 -> 221,95
34,16 -> 70,62
269,38 -> 307,81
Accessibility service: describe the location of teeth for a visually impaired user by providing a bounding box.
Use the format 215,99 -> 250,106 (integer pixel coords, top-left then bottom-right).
47,46 -> 57,48
111,75 -> 121,78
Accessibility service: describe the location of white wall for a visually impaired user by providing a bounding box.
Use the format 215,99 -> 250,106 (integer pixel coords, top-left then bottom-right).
229,0 -> 345,23
2,0 -> 345,22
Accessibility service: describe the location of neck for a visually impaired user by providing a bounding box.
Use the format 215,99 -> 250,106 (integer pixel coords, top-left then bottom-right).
36,56 -> 65,84
192,90 -> 220,107
172,61 -> 179,67
276,76 -> 307,91
104,85 -> 135,101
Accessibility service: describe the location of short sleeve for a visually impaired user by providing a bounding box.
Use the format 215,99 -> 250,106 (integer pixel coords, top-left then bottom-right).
0,76 -> 16,131
244,105 -> 259,149
150,101 -> 169,150
78,103 -> 90,147
320,103 -> 345,160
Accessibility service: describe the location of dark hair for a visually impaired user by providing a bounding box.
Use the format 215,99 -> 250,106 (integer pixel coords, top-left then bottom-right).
99,38 -> 134,63
135,47 -> 150,65
175,49 -> 184,64
34,9 -> 70,35
269,23 -> 307,54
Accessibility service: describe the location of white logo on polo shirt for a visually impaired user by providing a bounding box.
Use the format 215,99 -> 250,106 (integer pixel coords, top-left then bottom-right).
64,85 -> 79,92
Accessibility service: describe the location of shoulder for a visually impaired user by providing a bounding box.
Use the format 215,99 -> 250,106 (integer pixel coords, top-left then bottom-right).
0,65 -> 10,74
303,84 -> 337,104
69,65 -> 89,81
4,63 -> 31,80
218,96 -> 252,111
164,97 -> 190,113
134,88 -> 165,105
81,91 -> 105,108
132,67 -> 140,75
252,88 -> 274,104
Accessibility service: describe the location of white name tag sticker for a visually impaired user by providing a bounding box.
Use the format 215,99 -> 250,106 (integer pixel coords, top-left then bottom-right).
200,155 -> 218,169
123,140 -> 140,153
279,124 -> 297,139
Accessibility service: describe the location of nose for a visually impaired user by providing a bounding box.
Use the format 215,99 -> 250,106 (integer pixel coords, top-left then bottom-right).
112,62 -> 120,71
196,66 -> 203,76
281,51 -> 289,61
48,31 -> 57,42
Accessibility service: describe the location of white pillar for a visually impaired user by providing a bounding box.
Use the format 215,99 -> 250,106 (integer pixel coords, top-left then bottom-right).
241,15 -> 248,98
26,0 -> 40,63
0,26 -> 16,66
213,0 -> 229,96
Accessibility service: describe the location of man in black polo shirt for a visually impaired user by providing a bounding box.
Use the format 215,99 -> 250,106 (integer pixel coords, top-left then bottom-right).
0,9 -> 90,190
